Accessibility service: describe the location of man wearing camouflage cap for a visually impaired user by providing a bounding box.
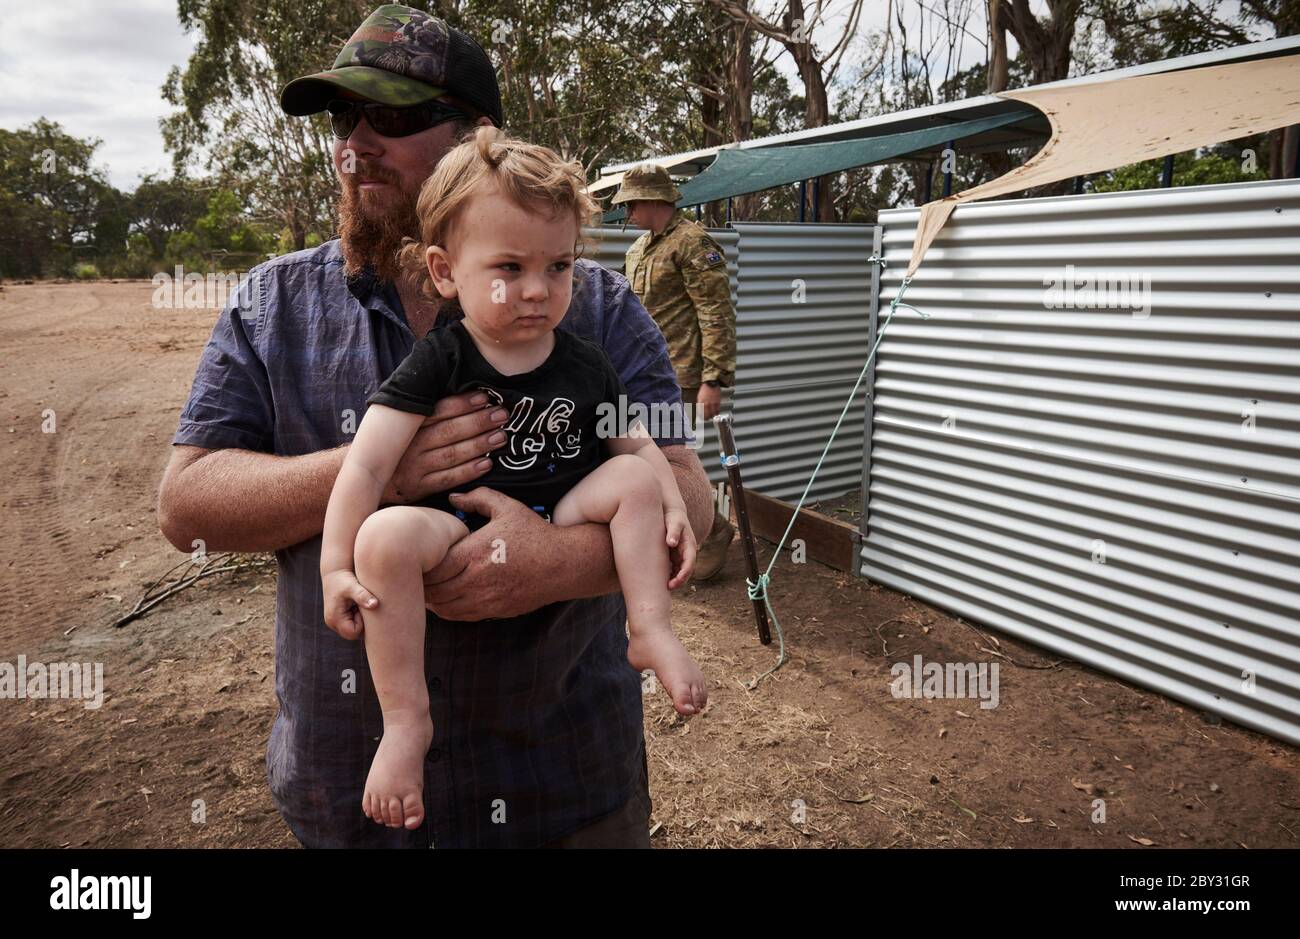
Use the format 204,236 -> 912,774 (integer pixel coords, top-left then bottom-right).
614,163 -> 738,581
160,4 -> 714,850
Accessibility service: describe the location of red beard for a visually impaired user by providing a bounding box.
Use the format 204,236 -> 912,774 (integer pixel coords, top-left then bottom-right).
337,159 -> 421,283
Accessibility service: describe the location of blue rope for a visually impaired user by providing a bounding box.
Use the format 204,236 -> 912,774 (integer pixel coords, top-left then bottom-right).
736,276 -> 928,688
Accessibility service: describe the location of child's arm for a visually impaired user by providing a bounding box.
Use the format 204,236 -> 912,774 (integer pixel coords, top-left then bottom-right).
320,403 -> 428,583
607,419 -> 697,587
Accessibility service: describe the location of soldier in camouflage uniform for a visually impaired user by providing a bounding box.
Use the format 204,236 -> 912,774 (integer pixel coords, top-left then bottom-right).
613,164 -> 737,581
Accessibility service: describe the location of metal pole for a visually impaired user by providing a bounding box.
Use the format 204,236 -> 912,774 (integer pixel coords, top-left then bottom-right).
922,162 -> 933,204
1161,154 -> 1175,188
859,225 -> 883,557
798,180 -> 807,222
812,177 -> 820,223
713,414 -> 772,645
942,140 -> 955,197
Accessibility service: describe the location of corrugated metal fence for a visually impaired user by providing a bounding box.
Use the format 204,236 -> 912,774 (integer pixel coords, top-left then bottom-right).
589,221 -> 877,500
863,179 -> 1300,744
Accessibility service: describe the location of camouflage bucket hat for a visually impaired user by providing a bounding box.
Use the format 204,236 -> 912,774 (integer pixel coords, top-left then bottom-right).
280,4 -> 503,126
610,163 -> 682,205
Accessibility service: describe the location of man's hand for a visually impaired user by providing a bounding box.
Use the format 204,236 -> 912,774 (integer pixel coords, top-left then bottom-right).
381,391 -> 510,505
696,384 -> 723,421
422,487 -> 562,621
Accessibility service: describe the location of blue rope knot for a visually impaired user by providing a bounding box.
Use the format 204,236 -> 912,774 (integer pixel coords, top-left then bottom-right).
746,572 -> 769,602
889,277 -> 930,319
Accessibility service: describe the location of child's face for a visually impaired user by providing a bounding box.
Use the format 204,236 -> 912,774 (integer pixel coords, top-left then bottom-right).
425,184 -> 577,344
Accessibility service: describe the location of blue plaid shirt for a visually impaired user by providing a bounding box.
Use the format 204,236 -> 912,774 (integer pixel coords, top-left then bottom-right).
171,239 -> 690,847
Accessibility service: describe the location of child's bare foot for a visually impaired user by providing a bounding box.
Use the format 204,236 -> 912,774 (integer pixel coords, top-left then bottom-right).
363,711 -> 433,829
628,626 -> 708,716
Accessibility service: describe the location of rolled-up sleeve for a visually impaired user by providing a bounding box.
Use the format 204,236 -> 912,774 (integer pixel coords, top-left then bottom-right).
171,277 -> 274,452
594,265 -> 694,448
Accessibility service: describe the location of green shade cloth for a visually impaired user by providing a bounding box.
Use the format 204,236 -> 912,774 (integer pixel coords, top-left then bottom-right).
603,109 -> 1035,223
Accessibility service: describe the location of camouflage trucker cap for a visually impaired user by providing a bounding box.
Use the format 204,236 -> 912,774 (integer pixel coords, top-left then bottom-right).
280,4 -> 503,126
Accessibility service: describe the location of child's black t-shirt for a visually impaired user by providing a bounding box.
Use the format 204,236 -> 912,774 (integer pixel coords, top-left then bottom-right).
365,320 -> 631,528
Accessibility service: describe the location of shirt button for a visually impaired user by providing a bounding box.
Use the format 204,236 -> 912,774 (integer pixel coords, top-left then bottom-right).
426,748 -> 443,763
428,676 -> 442,692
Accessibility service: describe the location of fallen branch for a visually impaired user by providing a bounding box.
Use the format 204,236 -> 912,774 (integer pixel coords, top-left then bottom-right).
110,552 -> 275,629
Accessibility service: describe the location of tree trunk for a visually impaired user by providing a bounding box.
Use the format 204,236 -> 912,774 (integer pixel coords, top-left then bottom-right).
987,0 -> 1009,93
728,10 -> 758,222
1272,125 -> 1299,178
1002,0 -> 1081,194
980,0 -> 1015,186
784,0 -> 835,221
1002,0 -> 1081,85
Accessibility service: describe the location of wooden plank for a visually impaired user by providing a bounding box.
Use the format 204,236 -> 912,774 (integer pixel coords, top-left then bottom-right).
741,490 -> 858,572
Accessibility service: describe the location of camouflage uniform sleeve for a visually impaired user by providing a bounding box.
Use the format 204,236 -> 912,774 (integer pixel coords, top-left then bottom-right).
679,234 -> 736,387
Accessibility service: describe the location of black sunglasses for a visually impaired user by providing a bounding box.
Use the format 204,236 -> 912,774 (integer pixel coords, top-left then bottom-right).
325,99 -> 469,139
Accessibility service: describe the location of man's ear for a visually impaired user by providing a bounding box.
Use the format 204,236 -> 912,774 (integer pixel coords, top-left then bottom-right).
426,245 -> 458,299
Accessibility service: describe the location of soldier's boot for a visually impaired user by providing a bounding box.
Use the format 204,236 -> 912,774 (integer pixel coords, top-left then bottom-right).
692,511 -> 735,582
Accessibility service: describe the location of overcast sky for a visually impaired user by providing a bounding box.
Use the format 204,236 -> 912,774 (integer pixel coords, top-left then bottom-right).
0,0 -> 196,189
0,0 -> 1016,191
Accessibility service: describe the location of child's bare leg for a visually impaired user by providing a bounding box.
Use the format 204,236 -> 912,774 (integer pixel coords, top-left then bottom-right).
552,455 -> 707,715
353,506 -> 469,829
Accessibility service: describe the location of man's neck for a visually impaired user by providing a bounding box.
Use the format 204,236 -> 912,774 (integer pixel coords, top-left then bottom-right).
651,210 -> 678,237
395,281 -> 441,337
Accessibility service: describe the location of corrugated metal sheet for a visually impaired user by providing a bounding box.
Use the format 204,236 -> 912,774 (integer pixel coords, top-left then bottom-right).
864,178 -> 1300,745
588,222 -> 878,499
726,222 -> 878,501
587,224 -> 738,488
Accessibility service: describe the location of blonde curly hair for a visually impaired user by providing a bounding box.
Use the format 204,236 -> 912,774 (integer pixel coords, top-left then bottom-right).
398,125 -> 603,309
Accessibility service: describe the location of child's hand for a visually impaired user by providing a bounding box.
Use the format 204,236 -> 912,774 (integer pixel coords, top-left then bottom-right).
664,506 -> 696,589
322,569 -> 379,640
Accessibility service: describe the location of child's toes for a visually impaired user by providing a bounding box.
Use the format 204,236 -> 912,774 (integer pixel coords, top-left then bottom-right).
402,793 -> 424,829
386,796 -> 404,827
672,686 -> 697,715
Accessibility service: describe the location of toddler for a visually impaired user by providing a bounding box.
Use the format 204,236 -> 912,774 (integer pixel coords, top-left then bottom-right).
320,126 -> 708,831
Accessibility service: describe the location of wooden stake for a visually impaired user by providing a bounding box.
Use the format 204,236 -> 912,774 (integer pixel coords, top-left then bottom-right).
713,413 -> 772,645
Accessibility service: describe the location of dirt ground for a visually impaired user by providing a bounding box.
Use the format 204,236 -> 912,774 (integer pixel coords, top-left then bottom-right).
1,280 -> 1297,849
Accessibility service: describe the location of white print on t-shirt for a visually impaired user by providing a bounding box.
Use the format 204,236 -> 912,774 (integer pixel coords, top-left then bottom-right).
479,386 -> 584,472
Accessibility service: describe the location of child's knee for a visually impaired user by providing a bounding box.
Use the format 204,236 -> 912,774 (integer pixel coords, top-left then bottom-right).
356,508 -> 413,568
356,506 -> 458,569
604,454 -> 660,503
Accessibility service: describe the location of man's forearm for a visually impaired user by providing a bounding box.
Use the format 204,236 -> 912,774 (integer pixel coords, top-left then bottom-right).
664,445 -> 715,543
163,445 -> 347,554
541,521 -> 622,600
